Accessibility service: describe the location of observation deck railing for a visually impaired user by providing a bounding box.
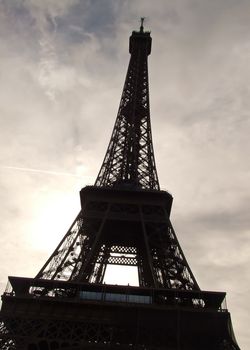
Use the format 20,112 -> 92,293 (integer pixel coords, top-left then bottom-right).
2,276 -> 227,311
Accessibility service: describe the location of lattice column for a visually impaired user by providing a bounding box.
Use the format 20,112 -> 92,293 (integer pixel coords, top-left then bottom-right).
95,26 -> 159,190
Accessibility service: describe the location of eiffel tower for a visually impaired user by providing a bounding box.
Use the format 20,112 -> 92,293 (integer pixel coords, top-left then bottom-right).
0,20 -> 240,350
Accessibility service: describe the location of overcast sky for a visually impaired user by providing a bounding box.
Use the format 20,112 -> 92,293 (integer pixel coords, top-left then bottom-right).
0,0 -> 249,348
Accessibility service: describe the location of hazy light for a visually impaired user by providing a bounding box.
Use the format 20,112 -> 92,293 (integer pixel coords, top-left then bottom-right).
103,265 -> 139,286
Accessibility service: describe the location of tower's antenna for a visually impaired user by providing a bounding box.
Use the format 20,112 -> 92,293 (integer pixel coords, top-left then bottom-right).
140,17 -> 145,32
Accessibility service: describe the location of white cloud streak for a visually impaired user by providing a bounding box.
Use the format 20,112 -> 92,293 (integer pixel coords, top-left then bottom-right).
1,166 -> 85,178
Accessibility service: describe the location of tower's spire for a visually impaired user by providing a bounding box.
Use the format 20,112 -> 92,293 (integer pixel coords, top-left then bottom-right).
95,26 -> 159,190
140,17 -> 145,32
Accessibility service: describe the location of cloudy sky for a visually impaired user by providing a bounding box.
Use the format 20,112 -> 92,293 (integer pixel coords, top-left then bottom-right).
0,0 -> 249,348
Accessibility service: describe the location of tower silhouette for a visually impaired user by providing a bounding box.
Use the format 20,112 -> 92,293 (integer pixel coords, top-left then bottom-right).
0,22 -> 240,350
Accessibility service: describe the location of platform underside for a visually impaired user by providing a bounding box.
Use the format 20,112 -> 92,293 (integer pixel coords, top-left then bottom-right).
0,278 -> 239,350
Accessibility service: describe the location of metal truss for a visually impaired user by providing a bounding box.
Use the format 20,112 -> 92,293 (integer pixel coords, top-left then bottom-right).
35,211 -> 87,281
95,28 -> 159,190
34,27 -> 195,290
0,318 -> 113,350
140,208 -> 199,290
0,309 -> 240,350
35,188 -> 198,290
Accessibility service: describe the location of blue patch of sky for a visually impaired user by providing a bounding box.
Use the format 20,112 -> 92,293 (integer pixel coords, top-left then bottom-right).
54,0 -> 121,47
1,0 -> 40,60
53,1 -> 123,65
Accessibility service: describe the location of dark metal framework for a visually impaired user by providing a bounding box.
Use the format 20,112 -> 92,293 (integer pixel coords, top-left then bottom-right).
95,26 -> 159,190
35,187 -> 198,290
0,22 -> 240,350
0,277 -> 238,350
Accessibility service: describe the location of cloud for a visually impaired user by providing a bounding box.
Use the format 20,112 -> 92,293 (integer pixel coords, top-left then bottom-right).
1,165 -> 88,178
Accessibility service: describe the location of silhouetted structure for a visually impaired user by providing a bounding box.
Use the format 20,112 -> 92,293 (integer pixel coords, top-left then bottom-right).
0,21 -> 240,350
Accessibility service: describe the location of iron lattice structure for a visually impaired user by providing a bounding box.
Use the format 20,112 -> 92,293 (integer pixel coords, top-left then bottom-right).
0,22 -> 240,350
34,25 -> 197,291
95,26 -> 159,190
35,188 -> 198,290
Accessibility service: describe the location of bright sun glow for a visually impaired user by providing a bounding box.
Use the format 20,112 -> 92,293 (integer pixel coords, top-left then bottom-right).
28,192 -> 79,251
